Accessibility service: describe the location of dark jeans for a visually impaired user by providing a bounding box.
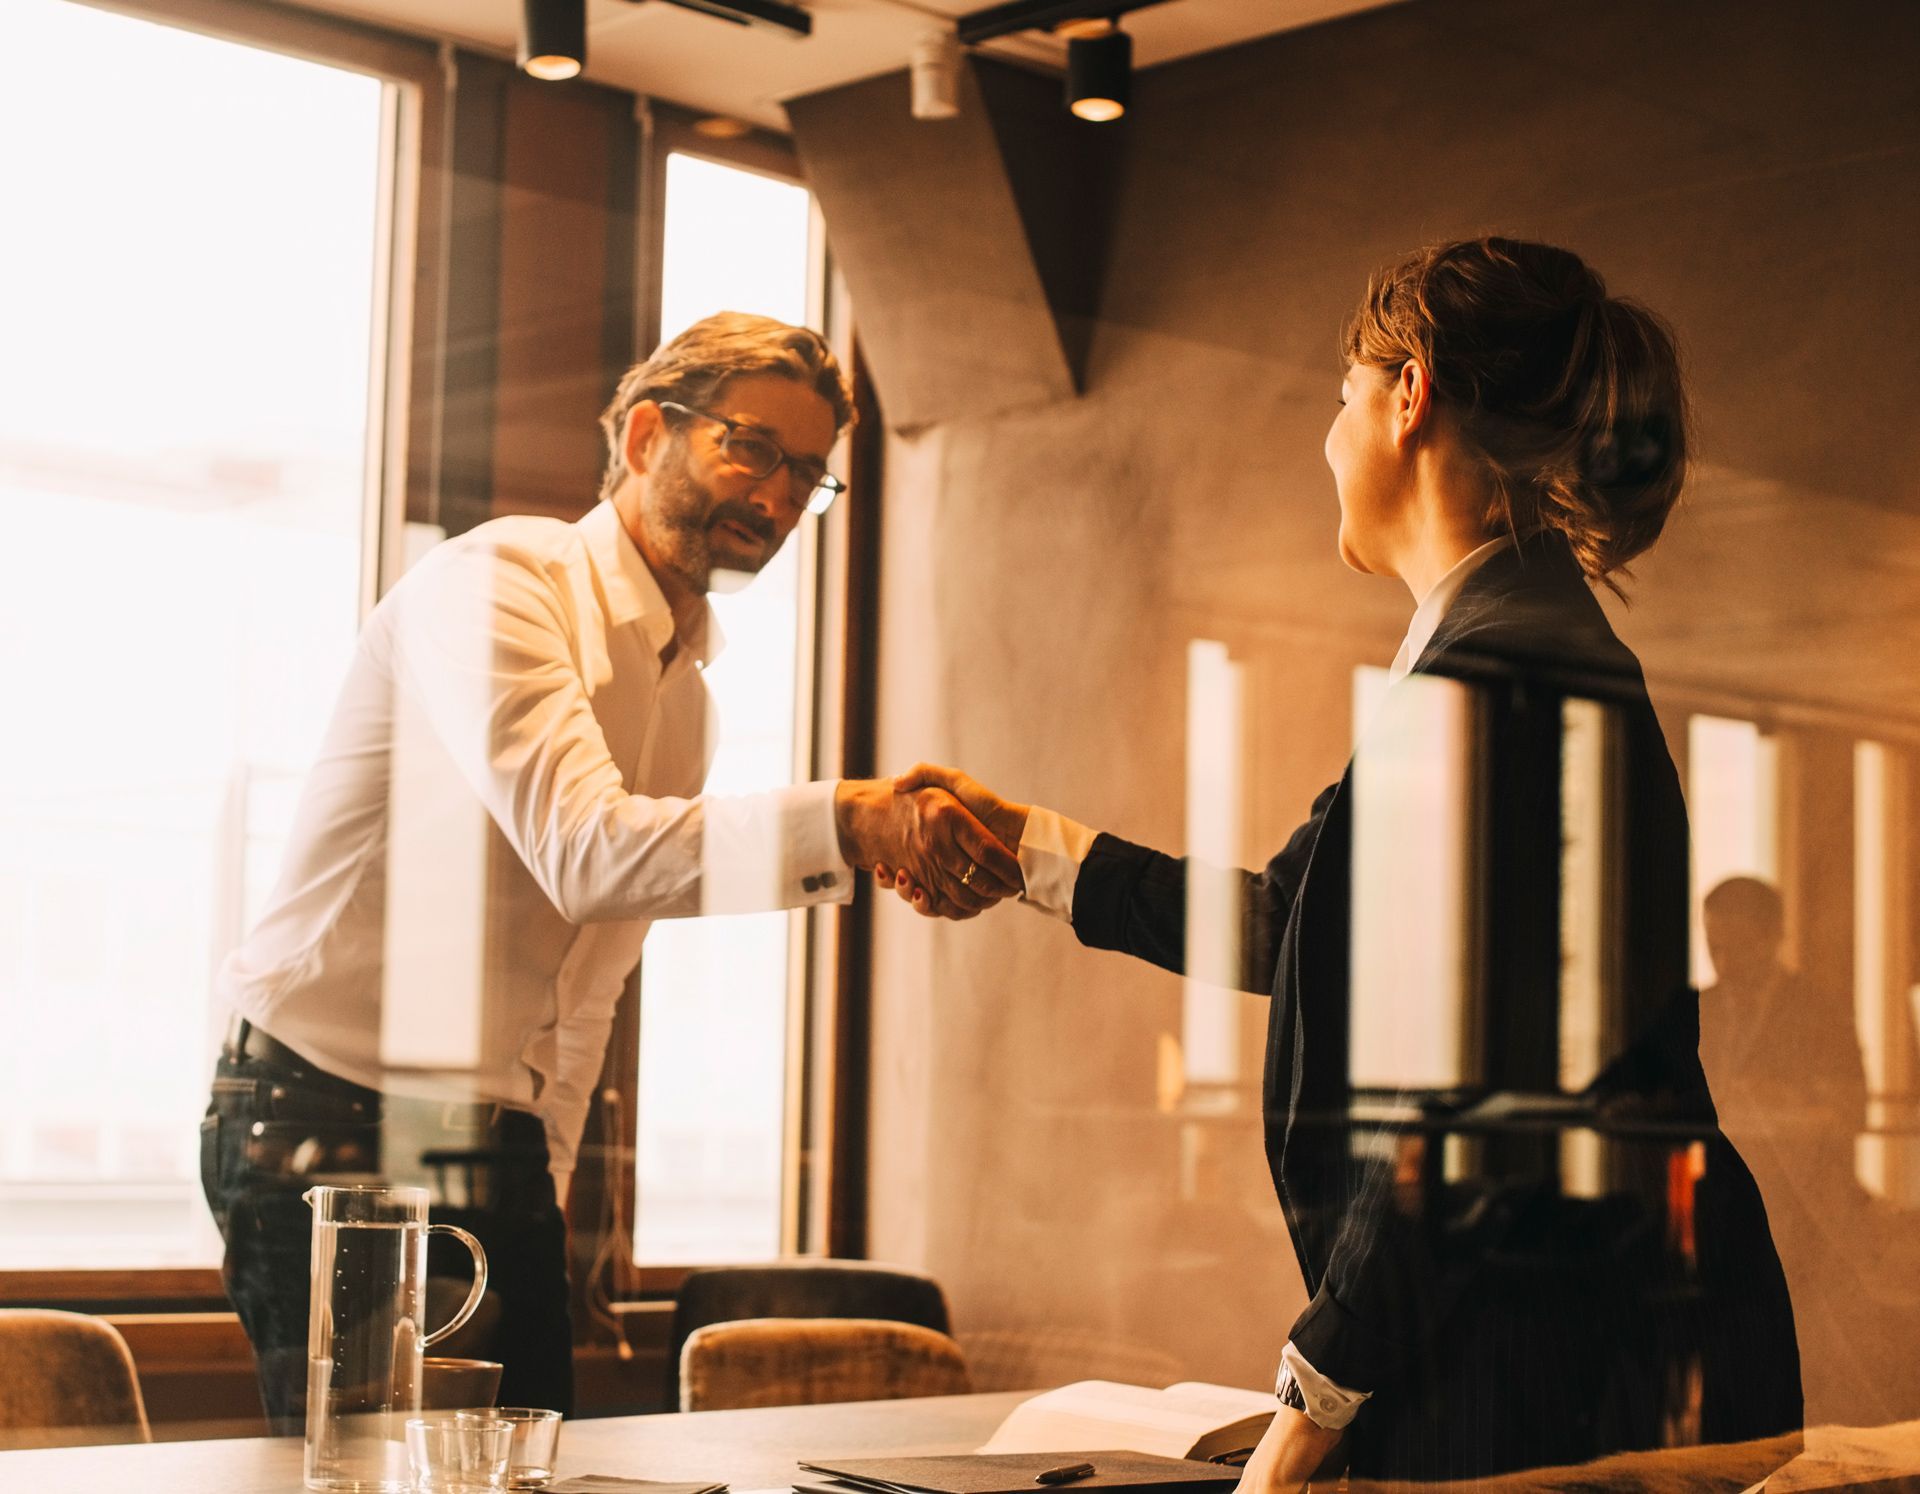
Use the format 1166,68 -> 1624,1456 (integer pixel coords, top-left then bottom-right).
201,1031 -> 574,1432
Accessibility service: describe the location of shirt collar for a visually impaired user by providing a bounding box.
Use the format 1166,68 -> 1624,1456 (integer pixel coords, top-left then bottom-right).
578,500 -> 724,666
1387,534 -> 1513,685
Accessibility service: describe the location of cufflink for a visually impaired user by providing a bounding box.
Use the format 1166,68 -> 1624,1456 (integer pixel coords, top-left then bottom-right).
802,874 -> 821,893
819,871 -> 837,888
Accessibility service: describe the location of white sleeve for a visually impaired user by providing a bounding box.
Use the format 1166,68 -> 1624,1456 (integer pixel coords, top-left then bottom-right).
387,537 -> 852,924
1017,806 -> 1098,923
1276,1340 -> 1371,1431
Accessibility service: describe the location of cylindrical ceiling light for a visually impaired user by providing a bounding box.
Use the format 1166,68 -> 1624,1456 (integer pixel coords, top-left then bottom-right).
1065,23 -> 1130,122
520,0 -> 585,81
910,31 -> 961,120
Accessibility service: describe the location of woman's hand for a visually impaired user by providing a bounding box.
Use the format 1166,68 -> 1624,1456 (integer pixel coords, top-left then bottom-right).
872,764 -> 1030,917
1234,1407 -> 1345,1494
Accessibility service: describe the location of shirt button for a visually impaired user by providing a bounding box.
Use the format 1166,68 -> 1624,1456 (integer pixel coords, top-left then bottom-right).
802,874 -> 820,893
819,871 -> 837,888
1319,1397 -> 1336,1412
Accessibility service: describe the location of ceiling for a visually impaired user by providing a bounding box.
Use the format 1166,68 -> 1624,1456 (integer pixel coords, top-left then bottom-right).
288,0 -> 1396,129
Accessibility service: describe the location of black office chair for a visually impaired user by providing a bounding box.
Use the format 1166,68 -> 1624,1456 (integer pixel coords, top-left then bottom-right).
665,1260 -> 953,1409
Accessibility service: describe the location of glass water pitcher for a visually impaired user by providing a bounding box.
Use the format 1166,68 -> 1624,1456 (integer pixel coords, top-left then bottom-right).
302,1183 -> 487,1492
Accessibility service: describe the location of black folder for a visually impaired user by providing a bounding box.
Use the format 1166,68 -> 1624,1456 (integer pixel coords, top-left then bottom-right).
547,1480 -> 726,1494
797,1450 -> 1241,1494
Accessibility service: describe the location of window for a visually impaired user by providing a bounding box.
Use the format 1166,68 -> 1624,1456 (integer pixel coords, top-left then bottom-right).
632,152 -> 823,1264
0,0 -> 390,1269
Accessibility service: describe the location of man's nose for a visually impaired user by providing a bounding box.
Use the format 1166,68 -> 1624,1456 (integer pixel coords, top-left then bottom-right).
743,466 -> 793,518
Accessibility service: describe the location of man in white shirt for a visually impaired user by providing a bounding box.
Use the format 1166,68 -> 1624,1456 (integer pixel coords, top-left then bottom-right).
202,312 -> 1018,1425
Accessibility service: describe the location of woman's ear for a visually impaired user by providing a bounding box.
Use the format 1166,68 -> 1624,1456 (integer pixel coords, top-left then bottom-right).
1395,359 -> 1434,445
622,400 -> 667,478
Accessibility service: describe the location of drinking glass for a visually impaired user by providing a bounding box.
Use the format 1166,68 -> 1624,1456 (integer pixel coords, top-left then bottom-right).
407,1415 -> 511,1492
405,1417 -> 463,1491
461,1408 -> 562,1487
458,1417 -> 512,1490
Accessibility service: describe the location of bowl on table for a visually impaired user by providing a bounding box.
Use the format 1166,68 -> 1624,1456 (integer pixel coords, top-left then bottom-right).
421,1356 -> 504,1410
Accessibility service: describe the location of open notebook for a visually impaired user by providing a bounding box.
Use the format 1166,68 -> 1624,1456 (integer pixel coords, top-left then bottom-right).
977,1381 -> 1277,1464
799,1450 -> 1238,1494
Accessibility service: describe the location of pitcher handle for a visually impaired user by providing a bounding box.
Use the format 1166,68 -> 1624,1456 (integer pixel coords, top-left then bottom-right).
423,1223 -> 488,1348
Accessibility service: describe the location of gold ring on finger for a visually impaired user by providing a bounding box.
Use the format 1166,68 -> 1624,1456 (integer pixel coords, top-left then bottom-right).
960,861 -> 978,888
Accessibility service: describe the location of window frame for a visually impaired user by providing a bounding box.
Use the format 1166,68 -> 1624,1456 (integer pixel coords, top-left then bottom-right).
582,106 -> 872,1304
0,0 -> 443,1309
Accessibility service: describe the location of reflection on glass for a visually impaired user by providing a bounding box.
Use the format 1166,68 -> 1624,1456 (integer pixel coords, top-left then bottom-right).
633,153 -> 814,1264
1855,740 -> 1911,1202
1347,668 -> 1477,1092
0,0 -> 381,1268
1688,714 -> 1780,988
1182,640 -> 1245,1091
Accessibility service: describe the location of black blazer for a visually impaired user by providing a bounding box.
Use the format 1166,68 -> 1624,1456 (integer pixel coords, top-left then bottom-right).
1070,534 -> 1801,1480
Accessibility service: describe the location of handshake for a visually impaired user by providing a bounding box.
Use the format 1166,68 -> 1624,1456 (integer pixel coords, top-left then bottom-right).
832,765 -> 1030,920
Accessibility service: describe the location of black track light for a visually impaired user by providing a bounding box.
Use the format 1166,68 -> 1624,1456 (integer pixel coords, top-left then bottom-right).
520,0 -> 585,81
1066,24 -> 1129,122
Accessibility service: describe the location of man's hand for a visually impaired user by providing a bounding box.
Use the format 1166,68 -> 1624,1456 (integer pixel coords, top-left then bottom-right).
834,775 -> 1021,920
869,764 -> 1031,919
1233,1407 -> 1344,1494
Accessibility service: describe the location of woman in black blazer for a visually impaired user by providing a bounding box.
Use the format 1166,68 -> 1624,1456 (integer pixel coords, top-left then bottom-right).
880,239 -> 1802,1487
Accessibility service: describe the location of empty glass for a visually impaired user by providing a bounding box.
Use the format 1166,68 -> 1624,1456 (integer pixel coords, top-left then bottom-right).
460,1408 -> 562,1488
406,1418 -> 463,1491
407,1414 -> 511,1491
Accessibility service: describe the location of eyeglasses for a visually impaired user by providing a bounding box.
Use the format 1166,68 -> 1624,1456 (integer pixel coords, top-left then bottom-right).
657,401 -> 846,515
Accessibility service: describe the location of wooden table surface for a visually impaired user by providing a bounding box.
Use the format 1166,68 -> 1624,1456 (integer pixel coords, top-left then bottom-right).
0,1389 -> 1030,1494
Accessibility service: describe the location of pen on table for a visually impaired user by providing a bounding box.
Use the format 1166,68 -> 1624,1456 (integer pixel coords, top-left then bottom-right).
1034,1464 -> 1096,1486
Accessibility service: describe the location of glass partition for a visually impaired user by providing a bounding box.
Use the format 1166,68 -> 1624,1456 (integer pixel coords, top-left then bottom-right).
0,0 -> 385,1270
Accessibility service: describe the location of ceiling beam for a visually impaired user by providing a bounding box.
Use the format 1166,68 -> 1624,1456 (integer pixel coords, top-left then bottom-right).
614,0 -> 813,39
954,0 -> 1171,47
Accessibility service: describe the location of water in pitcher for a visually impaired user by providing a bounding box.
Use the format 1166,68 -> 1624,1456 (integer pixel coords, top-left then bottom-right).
305,1218 -> 426,1493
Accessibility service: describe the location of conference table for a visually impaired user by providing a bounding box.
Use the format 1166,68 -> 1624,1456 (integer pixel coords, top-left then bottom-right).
0,1389 -> 1031,1494
9,1387 -> 1920,1493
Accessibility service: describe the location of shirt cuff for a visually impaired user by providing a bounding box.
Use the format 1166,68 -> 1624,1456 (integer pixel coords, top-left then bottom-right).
1276,1341 -> 1370,1431
794,780 -> 855,904
697,780 -> 854,914
1018,807 -> 1098,923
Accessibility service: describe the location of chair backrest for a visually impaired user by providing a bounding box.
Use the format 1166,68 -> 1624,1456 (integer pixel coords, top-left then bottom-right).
680,1317 -> 972,1412
0,1309 -> 152,1450
666,1260 -> 952,1406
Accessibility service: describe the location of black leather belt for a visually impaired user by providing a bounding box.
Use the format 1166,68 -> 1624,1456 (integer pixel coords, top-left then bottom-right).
221,1015 -> 519,1132
223,1015 -> 330,1075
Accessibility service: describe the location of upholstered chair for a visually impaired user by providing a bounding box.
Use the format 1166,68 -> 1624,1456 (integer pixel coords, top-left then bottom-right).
679,1317 -> 972,1412
666,1260 -> 953,1407
0,1308 -> 152,1450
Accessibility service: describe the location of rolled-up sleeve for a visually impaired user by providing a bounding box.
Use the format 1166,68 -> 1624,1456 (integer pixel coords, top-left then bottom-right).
1276,1340 -> 1371,1430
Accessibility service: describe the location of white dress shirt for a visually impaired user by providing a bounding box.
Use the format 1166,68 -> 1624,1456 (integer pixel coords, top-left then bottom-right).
1013,535 -> 1511,1425
218,501 -> 851,1178
1385,534 -> 1512,685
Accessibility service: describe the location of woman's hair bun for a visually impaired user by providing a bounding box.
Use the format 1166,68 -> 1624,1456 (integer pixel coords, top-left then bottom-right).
1343,237 -> 1690,590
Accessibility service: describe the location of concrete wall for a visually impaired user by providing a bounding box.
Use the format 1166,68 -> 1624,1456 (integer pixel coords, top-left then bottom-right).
806,0 -> 1920,1415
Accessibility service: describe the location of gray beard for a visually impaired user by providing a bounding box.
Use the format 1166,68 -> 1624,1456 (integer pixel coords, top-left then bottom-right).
644,468 -> 725,595
641,445 -> 775,596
